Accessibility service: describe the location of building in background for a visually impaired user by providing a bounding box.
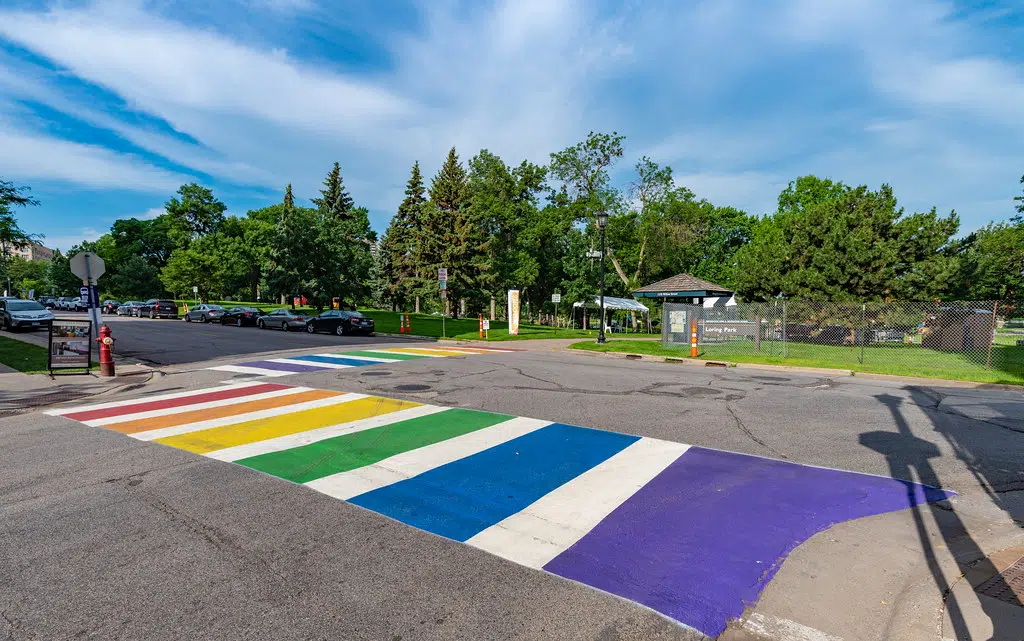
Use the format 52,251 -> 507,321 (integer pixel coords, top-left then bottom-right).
3,243 -> 54,262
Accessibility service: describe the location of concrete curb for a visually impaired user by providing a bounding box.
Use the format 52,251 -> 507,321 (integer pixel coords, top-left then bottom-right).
563,347 -> 1024,390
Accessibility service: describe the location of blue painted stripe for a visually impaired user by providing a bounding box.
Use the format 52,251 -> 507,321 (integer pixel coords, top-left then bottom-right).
348,423 -> 639,542
291,354 -> 381,367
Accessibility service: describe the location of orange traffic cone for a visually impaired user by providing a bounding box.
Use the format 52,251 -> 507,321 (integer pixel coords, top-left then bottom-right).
399,314 -> 405,333
405,313 -> 412,333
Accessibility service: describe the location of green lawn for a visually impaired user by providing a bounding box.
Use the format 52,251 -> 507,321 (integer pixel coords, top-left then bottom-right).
571,338 -> 1024,385
0,335 -> 50,373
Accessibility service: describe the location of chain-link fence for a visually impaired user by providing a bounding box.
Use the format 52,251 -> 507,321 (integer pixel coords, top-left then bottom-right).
663,300 -> 1015,375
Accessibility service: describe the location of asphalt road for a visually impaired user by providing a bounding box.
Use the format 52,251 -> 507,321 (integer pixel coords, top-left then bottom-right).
40,312 -> 410,366
2,348 -> 1022,640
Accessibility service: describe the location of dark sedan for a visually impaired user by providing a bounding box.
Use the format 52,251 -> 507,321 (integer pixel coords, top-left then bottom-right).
306,310 -> 375,336
220,306 -> 266,327
102,299 -> 121,314
257,308 -> 310,331
138,299 -> 179,319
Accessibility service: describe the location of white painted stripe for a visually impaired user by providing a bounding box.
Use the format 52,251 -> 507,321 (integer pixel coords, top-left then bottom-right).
130,393 -> 367,441
307,416 -> 551,500
267,358 -> 352,370
466,438 -> 690,568
207,365 -> 295,377
208,404 -> 449,462
316,353 -> 400,364
43,381 -> 272,416
738,614 -> 843,641
85,387 -> 312,427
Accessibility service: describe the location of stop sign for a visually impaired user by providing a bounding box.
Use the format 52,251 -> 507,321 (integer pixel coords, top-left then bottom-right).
69,252 -> 106,281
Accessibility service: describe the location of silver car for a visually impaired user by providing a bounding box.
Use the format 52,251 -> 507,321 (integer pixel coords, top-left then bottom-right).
0,299 -> 55,331
184,304 -> 226,323
257,308 -> 311,331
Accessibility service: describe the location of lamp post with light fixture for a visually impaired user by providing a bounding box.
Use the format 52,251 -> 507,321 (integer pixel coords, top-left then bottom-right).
596,210 -> 608,344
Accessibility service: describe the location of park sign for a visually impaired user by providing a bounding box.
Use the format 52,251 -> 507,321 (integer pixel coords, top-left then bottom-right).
551,293 -> 561,303
48,318 -> 91,373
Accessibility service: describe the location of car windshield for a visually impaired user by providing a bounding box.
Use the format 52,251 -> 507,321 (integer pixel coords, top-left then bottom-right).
208,305 -> 225,310
7,301 -> 45,311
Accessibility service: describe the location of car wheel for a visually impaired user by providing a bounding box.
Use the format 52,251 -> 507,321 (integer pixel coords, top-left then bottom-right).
335,324 -> 345,336
257,320 -> 265,329
200,315 -> 207,323
149,310 -> 156,319
306,323 -> 315,334
185,314 -> 192,322
236,318 -> 242,327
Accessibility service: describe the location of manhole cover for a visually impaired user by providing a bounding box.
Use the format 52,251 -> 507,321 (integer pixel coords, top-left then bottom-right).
360,371 -> 392,377
395,384 -> 431,392
975,556 -> 1024,607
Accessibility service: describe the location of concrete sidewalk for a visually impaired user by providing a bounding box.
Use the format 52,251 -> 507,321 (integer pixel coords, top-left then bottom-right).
0,364 -> 155,414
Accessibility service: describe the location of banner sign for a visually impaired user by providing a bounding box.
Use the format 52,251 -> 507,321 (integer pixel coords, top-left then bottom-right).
507,290 -> 520,336
49,319 -> 91,371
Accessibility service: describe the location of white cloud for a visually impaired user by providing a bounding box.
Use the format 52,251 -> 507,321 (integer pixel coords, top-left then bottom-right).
0,127 -> 189,192
139,207 -> 164,220
44,228 -> 103,251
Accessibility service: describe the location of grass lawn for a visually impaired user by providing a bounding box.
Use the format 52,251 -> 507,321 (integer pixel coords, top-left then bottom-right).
0,335 -> 50,373
571,339 -> 1024,385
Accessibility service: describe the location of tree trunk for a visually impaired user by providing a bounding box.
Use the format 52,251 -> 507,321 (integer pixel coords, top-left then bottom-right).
460,298 -> 466,317
490,296 -> 495,321
415,296 -> 420,313
280,293 -> 286,305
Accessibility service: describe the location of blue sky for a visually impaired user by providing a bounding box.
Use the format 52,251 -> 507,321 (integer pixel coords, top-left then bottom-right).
1,0 -> 1022,250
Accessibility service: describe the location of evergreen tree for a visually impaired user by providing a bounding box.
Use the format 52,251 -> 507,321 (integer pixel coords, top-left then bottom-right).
269,185 -> 318,307
311,162 -> 354,220
384,162 -> 427,308
421,147 -> 474,315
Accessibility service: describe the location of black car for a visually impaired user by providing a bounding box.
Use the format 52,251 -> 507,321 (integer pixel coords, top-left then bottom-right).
220,306 -> 266,327
306,310 -> 375,336
101,299 -> 121,314
138,299 -> 179,319
38,295 -> 56,308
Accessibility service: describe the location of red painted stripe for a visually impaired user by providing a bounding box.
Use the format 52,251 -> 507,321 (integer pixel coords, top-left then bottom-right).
64,383 -> 293,421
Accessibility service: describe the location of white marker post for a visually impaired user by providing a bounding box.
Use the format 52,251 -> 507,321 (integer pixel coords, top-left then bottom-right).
551,292 -> 561,333
438,268 -> 448,338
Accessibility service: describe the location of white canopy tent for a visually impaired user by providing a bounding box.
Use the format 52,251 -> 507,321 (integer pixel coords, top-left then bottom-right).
572,296 -> 651,332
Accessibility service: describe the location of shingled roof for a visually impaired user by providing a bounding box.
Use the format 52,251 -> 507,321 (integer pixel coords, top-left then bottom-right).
633,273 -> 733,297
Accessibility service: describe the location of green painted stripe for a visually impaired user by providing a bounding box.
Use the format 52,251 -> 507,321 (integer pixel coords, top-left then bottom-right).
236,408 -> 515,483
342,350 -> 428,361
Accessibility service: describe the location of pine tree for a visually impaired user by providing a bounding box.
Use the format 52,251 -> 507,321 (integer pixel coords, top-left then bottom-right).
311,162 -> 354,220
422,147 -> 474,315
386,162 -> 428,310
283,183 -> 295,208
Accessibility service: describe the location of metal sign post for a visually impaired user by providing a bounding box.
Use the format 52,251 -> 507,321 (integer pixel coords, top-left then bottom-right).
69,252 -> 105,351
439,269 -> 447,338
551,292 -> 561,332
192,285 -> 198,306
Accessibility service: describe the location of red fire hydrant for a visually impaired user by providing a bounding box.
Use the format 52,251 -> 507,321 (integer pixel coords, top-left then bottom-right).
96,324 -> 116,377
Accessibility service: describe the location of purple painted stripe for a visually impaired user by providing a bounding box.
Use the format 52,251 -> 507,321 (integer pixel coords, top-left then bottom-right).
237,360 -> 332,373
543,446 -> 954,637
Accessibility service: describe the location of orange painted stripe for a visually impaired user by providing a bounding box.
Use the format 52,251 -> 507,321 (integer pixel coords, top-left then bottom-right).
106,389 -> 343,435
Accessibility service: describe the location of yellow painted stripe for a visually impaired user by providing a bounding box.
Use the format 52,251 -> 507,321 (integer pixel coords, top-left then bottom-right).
156,396 -> 421,454
382,348 -> 458,357
108,389 -> 343,435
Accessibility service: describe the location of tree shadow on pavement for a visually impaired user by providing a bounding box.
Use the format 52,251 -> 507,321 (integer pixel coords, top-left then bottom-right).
860,391 -> 1023,641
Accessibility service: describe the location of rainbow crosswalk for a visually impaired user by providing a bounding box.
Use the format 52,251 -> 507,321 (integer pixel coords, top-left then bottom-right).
46,382 -> 955,637
206,345 -> 517,377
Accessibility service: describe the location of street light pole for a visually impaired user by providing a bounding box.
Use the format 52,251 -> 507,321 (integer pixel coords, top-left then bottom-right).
597,211 -> 608,344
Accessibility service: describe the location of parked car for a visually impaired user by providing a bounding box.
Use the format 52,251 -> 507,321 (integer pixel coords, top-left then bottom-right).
183,304 -> 226,323
137,299 -> 179,319
66,297 -> 86,312
220,306 -> 266,327
306,310 -> 375,336
101,299 -> 121,314
117,301 -> 144,316
52,296 -> 69,310
0,299 -> 55,331
38,295 -> 56,308
257,308 -> 310,331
